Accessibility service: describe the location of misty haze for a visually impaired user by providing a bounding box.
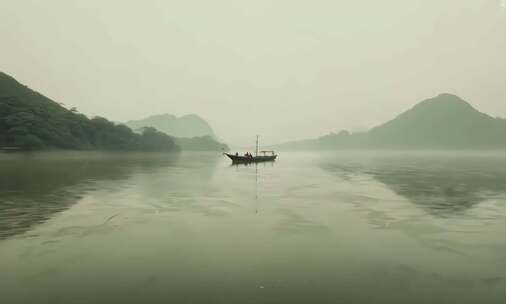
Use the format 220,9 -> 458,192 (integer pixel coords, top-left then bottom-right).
1,1 -> 506,304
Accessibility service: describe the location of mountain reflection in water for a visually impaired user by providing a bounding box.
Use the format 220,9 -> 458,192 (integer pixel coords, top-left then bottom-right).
320,152 -> 506,217
0,152 -> 180,239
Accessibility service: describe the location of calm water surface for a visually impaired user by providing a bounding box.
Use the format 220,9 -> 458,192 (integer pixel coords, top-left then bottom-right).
1,151 -> 506,303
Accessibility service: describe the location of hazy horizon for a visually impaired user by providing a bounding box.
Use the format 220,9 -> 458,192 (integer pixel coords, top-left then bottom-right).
1,0 -> 505,145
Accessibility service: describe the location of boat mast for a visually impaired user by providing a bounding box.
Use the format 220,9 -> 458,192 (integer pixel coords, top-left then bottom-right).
256,135 -> 259,157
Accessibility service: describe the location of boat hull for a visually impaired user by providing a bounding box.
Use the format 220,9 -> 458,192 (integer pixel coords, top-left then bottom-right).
225,153 -> 277,163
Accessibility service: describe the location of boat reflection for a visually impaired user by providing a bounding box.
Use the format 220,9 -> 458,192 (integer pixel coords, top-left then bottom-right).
229,160 -> 276,168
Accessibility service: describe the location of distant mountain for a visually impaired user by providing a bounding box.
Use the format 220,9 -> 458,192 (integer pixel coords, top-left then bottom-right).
126,114 -> 229,151
173,136 -> 228,152
125,114 -> 216,138
0,72 -> 179,151
276,94 -> 506,150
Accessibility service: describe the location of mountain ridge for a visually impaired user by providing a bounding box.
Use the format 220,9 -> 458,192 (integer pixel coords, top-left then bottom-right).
275,93 -> 506,150
125,113 -> 217,139
125,113 -> 229,151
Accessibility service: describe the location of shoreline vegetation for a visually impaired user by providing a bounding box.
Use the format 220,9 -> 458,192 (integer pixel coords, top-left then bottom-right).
0,72 -> 178,152
0,72 -> 227,152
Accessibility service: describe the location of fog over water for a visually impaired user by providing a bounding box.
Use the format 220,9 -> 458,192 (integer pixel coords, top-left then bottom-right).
1,0 -> 505,145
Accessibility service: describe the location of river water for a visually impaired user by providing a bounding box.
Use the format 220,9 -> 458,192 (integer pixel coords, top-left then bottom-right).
1,151 -> 506,303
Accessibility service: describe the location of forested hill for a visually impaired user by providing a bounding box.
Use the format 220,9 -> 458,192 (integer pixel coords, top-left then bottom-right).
0,72 -> 179,151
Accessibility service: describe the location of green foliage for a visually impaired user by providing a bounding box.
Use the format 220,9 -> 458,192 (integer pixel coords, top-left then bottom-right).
0,72 -> 179,152
16,134 -> 45,150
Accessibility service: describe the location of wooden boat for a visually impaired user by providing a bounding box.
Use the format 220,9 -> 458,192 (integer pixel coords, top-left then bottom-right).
225,136 -> 277,163
225,151 -> 277,163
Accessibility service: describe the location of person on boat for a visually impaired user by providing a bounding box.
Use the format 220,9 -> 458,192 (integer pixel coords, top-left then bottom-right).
235,152 -> 239,156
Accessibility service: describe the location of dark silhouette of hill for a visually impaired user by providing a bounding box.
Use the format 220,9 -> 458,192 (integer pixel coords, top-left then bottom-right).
276,94 -> 506,150
126,113 -> 216,138
126,114 -> 229,151
0,72 -> 179,151
368,94 -> 506,148
173,136 -> 229,151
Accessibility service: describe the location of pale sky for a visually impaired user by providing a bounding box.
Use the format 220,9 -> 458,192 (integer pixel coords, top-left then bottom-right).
1,0 -> 505,146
